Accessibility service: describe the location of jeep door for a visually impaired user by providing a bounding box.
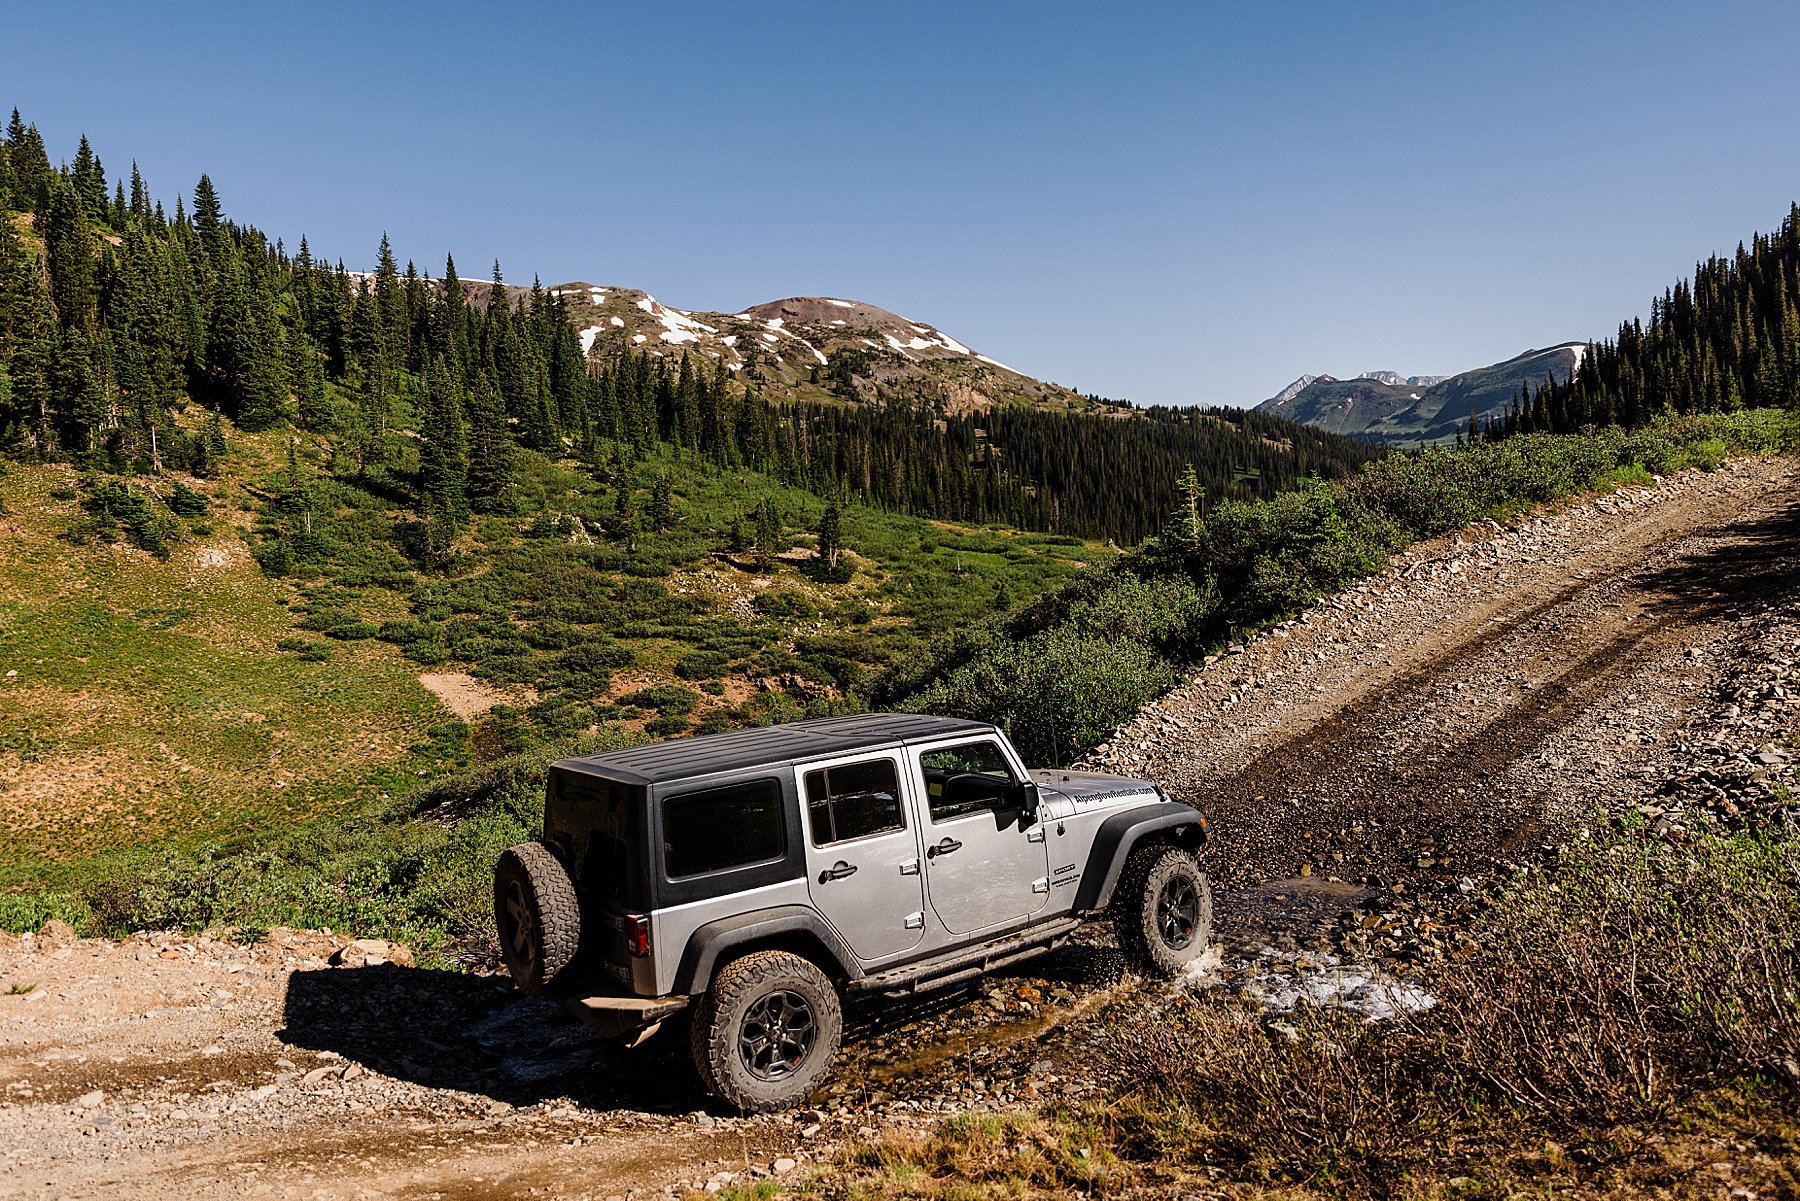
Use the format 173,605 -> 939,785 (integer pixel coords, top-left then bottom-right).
797,752 -> 928,963
913,738 -> 1051,936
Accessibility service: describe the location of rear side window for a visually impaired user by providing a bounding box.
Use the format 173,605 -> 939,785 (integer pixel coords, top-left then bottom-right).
554,773 -> 634,902
919,741 -> 1018,821
805,759 -> 904,846
662,778 -> 785,879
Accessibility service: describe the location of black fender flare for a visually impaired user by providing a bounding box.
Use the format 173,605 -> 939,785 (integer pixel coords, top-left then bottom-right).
1071,801 -> 1208,912
672,905 -> 864,995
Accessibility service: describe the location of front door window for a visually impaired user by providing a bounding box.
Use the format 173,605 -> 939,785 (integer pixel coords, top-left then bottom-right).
919,741 -> 1017,820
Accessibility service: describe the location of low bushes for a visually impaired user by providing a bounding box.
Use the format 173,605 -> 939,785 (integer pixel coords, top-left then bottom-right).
896,576 -> 1214,764
69,477 -> 185,557
1092,824 -> 1800,1191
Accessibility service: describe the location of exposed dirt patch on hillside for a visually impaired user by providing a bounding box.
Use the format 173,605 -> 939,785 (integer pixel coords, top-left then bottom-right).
417,672 -> 534,722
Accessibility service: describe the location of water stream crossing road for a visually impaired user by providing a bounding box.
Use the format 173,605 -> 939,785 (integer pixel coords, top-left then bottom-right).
5,456 -> 1798,1200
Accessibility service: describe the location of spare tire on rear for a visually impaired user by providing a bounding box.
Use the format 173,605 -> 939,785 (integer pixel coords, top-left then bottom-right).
494,842 -> 581,993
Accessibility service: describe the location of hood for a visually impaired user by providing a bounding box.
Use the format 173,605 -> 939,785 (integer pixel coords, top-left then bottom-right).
1030,768 -> 1161,809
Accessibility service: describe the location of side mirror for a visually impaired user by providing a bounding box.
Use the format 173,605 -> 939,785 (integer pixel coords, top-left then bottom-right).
1009,781 -> 1040,818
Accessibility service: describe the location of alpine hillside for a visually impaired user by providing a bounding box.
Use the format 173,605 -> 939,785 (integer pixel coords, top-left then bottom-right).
544,285 -> 1089,414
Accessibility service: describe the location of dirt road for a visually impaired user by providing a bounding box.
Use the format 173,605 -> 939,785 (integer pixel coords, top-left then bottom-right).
5,457 -> 1798,1200
1092,454 -> 1800,894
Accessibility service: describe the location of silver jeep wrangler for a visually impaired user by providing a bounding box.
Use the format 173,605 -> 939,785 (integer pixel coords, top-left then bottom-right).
495,713 -> 1209,1111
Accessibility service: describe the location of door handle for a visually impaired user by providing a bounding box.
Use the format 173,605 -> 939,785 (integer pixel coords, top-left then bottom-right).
819,860 -> 859,883
927,837 -> 963,859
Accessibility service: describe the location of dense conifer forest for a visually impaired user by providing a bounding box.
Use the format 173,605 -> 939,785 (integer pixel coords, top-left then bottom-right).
1491,205 -> 1800,439
0,109 -> 1380,546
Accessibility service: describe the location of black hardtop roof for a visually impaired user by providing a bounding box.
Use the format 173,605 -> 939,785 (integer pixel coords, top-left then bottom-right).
554,712 -> 997,786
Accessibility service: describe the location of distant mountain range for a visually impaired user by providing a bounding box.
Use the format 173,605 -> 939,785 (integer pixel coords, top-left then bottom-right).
1255,344 -> 1588,443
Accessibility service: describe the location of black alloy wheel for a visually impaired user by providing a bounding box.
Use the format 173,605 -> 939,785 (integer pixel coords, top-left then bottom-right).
738,989 -> 818,1081
692,950 -> 843,1112
1157,874 -> 1200,950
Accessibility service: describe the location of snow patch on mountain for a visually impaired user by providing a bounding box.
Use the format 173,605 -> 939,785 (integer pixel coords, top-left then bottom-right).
1266,375 -> 1319,405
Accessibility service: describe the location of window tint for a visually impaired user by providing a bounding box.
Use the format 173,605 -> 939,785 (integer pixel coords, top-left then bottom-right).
805,759 -> 904,846
662,778 -> 785,879
919,741 -> 1018,821
557,774 -> 633,902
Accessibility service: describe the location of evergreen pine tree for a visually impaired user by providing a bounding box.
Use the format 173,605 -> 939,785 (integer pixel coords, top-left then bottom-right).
191,174 -> 224,253
649,473 -> 674,530
373,234 -> 403,371
206,253 -> 287,430
290,330 -> 328,430
752,496 -> 780,571
0,215 -> 55,454
418,356 -> 468,564
464,371 -> 517,511
70,135 -> 107,221
816,490 -> 843,568
50,329 -> 109,453
43,181 -> 96,330
6,114 -> 52,212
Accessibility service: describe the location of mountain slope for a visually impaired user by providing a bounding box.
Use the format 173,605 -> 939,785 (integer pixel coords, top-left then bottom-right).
541,284 -> 1089,414
1368,343 -> 1586,439
1256,343 -> 1587,442
1254,375 -> 1425,435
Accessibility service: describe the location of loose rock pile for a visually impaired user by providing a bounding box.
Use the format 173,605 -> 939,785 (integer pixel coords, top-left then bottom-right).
1652,620 -> 1800,837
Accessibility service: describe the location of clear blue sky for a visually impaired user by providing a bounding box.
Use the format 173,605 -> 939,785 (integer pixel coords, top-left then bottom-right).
10,1 -> 1800,406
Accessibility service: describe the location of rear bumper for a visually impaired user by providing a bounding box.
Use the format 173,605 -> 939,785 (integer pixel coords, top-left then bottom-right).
547,977 -> 690,1040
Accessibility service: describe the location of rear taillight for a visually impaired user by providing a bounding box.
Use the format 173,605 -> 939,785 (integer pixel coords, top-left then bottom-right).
624,914 -> 651,958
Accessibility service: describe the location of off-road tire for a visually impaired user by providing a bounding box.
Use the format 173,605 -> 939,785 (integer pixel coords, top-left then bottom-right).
690,950 -> 842,1113
494,842 -> 581,994
1113,844 -> 1211,977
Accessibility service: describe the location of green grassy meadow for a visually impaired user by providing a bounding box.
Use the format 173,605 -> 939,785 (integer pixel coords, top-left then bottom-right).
0,426 -> 1114,942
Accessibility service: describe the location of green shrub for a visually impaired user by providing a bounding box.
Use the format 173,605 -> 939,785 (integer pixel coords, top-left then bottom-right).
166,481 -> 210,518
674,650 -> 730,680
377,619 -> 442,646
754,590 -> 817,620
523,620 -> 581,650
523,512 -> 572,539
619,684 -> 699,716
254,538 -> 295,576
905,626 -> 1177,765
1688,437 -> 1729,470
74,477 -> 183,558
